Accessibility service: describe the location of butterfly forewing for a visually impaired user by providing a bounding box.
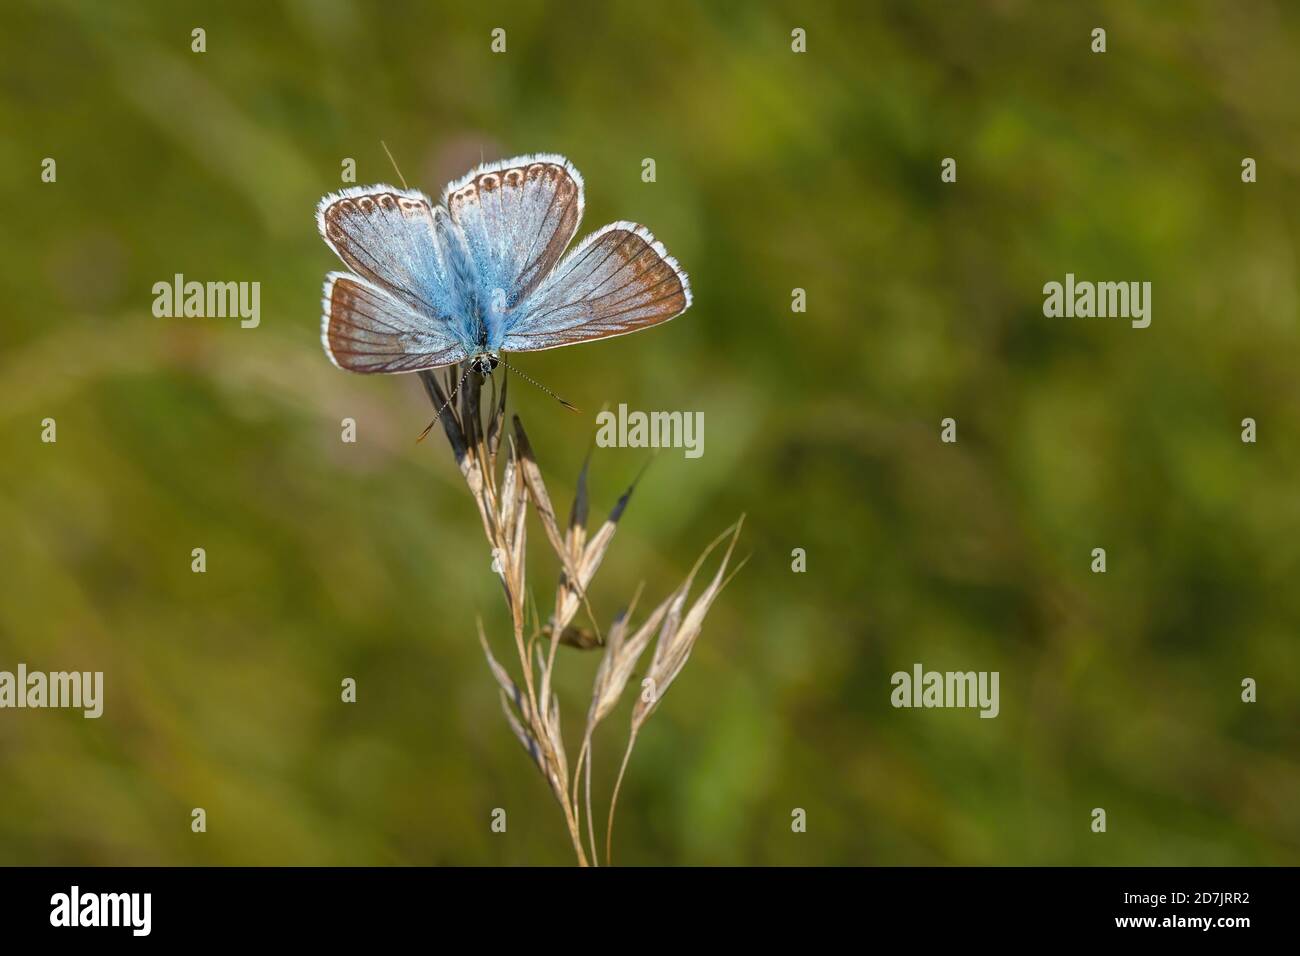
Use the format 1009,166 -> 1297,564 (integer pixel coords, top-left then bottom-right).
501,222 -> 692,353
322,273 -> 468,373
445,155 -> 584,308
317,186 -> 454,322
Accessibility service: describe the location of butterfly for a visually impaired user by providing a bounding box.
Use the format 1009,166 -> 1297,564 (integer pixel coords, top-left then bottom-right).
315,153 -> 692,381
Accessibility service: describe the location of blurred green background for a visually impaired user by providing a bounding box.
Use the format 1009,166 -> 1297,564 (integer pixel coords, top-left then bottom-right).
1,0 -> 1298,865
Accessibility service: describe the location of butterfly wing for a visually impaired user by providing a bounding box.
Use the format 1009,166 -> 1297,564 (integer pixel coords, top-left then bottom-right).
443,154 -> 584,317
320,272 -> 468,373
501,221 -> 691,353
317,185 -> 472,372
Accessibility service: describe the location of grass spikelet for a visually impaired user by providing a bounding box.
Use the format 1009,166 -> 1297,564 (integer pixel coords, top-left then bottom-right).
420,365 -> 742,865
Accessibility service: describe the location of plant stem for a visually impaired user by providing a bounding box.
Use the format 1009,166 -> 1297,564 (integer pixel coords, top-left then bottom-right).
606,728 -> 639,867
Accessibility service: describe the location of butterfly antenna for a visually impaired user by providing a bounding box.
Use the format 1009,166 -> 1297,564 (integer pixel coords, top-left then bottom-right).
380,140 -> 409,190
499,355 -> 581,413
416,365 -> 472,442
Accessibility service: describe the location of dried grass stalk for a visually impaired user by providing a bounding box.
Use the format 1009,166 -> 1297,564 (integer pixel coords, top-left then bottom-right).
419,365 -> 743,865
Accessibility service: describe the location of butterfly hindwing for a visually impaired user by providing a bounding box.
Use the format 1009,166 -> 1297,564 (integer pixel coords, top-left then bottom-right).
501,221 -> 691,353
321,272 -> 468,373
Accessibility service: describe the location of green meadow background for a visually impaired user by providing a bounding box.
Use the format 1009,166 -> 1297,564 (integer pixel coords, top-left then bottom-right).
1,0 -> 1297,865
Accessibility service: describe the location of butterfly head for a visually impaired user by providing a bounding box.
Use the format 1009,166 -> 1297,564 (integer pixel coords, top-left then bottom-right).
469,352 -> 500,377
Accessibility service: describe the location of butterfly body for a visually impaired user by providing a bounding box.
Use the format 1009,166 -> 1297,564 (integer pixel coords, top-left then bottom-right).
316,154 -> 692,375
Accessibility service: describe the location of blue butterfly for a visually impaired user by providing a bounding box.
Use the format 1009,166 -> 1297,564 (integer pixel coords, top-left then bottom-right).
316,153 -> 692,378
